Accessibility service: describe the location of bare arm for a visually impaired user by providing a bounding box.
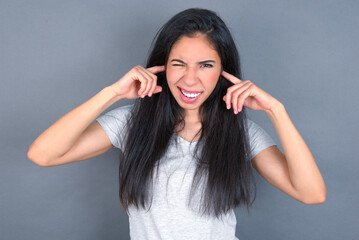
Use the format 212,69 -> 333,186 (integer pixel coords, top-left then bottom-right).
27,86 -> 121,166
254,101 -> 326,204
221,71 -> 326,204
27,65 -> 165,167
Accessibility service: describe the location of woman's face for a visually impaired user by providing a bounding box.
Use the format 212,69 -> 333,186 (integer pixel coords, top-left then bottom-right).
166,34 -> 222,116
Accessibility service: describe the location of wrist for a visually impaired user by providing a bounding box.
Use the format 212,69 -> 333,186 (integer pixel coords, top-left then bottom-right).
106,85 -> 124,100
264,100 -> 285,120
103,86 -> 123,104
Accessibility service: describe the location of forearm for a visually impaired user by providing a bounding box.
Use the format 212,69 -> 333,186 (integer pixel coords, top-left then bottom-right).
28,86 -> 122,162
264,101 -> 326,202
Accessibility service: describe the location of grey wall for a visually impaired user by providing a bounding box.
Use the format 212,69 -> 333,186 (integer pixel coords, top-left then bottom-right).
1,0 -> 358,239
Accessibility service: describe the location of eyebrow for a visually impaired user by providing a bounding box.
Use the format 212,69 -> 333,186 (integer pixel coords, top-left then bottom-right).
170,59 -> 216,64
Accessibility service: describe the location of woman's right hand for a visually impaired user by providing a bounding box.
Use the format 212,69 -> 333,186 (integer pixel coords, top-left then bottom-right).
110,65 -> 165,99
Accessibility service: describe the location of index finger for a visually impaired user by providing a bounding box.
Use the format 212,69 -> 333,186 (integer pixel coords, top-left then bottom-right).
147,65 -> 166,74
221,70 -> 242,84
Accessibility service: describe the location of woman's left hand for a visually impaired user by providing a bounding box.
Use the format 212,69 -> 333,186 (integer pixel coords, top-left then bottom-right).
221,71 -> 279,114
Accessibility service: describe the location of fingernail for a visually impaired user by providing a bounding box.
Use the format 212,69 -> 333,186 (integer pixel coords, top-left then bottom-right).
148,93 -> 152,97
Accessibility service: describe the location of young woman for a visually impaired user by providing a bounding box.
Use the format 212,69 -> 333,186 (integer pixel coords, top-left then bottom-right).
28,8 -> 326,240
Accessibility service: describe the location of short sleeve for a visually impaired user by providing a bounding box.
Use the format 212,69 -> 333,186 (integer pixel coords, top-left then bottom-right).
95,105 -> 132,150
247,119 -> 276,160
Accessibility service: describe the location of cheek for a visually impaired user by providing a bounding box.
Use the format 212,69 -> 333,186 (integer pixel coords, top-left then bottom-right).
201,71 -> 221,87
166,68 -> 183,84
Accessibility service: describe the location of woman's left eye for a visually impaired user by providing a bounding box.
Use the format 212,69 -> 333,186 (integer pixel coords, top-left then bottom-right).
201,63 -> 213,68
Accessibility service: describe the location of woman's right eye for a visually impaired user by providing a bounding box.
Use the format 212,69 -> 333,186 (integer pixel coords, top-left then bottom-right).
172,64 -> 184,67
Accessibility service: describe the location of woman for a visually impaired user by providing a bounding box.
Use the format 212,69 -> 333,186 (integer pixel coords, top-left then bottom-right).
28,8 -> 326,239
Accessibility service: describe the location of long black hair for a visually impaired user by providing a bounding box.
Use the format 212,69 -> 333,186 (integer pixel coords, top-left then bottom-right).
119,8 -> 256,218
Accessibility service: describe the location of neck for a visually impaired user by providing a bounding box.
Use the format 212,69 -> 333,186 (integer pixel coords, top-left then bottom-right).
176,109 -> 202,142
184,109 -> 201,124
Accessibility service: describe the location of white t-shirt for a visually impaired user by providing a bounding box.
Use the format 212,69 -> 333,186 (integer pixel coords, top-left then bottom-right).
96,104 -> 276,240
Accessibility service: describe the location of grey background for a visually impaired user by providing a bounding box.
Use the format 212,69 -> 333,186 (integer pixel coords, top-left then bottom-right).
1,0 -> 358,239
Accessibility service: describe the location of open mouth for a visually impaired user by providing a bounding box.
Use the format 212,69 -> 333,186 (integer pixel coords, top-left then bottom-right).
178,87 -> 202,103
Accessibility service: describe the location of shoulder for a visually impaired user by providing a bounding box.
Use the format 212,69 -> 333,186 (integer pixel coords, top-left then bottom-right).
96,104 -> 134,129
98,104 -> 133,122
245,118 -> 264,138
246,119 -> 264,134
101,104 -> 133,117
245,118 -> 276,160
95,104 -> 134,149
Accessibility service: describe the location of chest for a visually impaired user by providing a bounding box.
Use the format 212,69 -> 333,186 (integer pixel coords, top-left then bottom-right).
176,122 -> 202,142
151,138 -> 204,210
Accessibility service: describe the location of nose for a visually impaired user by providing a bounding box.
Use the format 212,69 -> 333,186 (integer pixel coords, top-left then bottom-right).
182,66 -> 199,86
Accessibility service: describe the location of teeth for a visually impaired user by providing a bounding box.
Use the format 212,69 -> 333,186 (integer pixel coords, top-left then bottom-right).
180,89 -> 201,98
